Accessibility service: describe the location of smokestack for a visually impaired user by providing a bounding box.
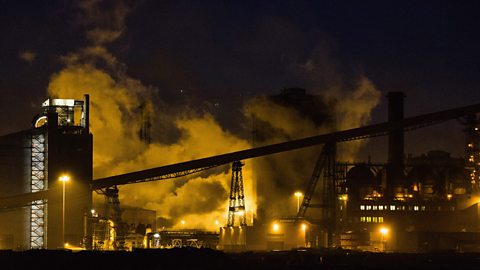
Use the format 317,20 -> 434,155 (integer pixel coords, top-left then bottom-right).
84,94 -> 90,135
387,91 -> 405,197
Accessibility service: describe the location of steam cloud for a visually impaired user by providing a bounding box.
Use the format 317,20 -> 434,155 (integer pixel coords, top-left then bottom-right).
47,0 -> 380,229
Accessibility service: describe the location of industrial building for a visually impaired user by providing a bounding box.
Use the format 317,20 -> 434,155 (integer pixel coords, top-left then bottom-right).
216,90 -> 480,252
1,90 -> 480,253
0,95 -> 92,249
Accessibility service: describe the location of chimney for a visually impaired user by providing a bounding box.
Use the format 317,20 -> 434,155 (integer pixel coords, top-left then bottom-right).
387,91 -> 406,197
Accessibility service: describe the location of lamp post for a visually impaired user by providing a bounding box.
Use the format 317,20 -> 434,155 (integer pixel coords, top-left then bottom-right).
294,192 -> 303,212
59,175 -> 70,247
380,227 -> 389,251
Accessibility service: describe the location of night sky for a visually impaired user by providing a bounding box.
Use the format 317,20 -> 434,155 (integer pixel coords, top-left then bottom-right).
1,0 -> 480,161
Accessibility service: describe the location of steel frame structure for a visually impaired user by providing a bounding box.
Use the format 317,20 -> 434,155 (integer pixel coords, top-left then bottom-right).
227,161 -> 246,226
30,132 -> 47,248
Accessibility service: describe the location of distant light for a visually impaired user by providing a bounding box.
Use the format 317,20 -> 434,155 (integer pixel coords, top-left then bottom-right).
215,220 -> 219,225
59,175 -> 70,182
181,220 -> 185,225
447,194 -> 453,200
294,192 -> 303,198
64,243 -> 69,247
380,227 -> 389,236
272,222 -> 280,232
339,194 -> 348,201
301,224 -> 307,231
153,233 -> 160,239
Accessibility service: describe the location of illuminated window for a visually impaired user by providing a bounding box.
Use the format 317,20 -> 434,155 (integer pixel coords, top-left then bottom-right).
360,217 -> 366,222
373,205 -> 378,210
379,217 -> 384,223
366,217 -> 371,222
366,205 -> 371,210
373,217 -> 378,223
390,205 -> 395,211
379,205 -> 384,210
414,206 -> 419,211
421,206 -> 426,211
408,206 -> 412,211
360,205 -> 365,210
396,206 -> 401,211
402,206 -> 406,211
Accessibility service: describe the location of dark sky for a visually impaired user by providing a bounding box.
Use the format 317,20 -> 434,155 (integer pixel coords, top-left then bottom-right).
1,0 -> 480,160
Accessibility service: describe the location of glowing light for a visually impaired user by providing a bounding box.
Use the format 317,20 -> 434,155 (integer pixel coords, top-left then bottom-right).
215,220 -> 219,225
64,243 -> 69,247
235,210 -> 245,216
294,192 -> 303,198
380,227 -> 389,236
181,220 -> 185,225
339,194 -> 348,201
59,175 -> 70,182
272,222 -> 280,232
153,233 -> 160,238
447,194 -> 453,200
301,224 -> 307,231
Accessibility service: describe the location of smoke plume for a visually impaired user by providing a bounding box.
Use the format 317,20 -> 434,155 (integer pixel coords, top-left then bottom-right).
47,2 -> 380,229
47,0 -> 255,230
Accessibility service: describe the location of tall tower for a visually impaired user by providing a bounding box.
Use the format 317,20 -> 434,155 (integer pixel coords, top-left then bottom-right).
32,95 -> 93,249
227,161 -> 246,227
386,91 -> 406,198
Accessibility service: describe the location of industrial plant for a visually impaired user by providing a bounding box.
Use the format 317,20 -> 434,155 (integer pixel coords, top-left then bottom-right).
1,90 -> 480,253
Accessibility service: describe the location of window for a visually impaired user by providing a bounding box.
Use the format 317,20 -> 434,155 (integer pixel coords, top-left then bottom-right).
379,205 -> 384,210
414,206 -> 419,211
373,205 -> 378,210
360,205 -> 365,210
379,217 -> 384,223
390,205 -> 396,211
360,217 -> 366,222
366,205 -> 372,210
421,206 -> 426,211
366,217 -> 371,222
373,217 -> 378,222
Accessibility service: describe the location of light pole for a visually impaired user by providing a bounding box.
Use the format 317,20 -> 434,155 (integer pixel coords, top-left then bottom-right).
294,192 -> 303,212
380,227 -> 389,251
59,175 -> 70,247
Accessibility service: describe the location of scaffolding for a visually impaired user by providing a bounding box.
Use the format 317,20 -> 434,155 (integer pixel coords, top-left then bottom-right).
30,132 -> 47,248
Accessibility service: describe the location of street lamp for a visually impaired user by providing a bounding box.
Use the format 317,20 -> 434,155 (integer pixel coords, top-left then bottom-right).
59,174 -> 70,246
294,192 -> 303,212
379,226 -> 389,251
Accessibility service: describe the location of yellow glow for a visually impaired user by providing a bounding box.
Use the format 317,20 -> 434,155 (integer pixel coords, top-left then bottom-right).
181,220 -> 185,225
215,220 -> 219,225
59,175 -> 70,182
301,223 -> 307,231
235,210 -> 245,216
272,222 -> 280,232
294,192 -> 303,198
380,227 -> 389,236
339,194 -> 348,201
64,243 -> 69,247
447,194 -> 453,200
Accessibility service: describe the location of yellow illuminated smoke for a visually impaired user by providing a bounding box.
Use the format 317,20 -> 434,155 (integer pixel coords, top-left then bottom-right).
46,0 -> 379,229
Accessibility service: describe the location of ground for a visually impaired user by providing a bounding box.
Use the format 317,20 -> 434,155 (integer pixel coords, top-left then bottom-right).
1,248 -> 479,270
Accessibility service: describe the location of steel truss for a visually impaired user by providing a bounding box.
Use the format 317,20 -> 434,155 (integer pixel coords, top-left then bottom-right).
227,161 -> 246,227
30,133 -> 47,248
